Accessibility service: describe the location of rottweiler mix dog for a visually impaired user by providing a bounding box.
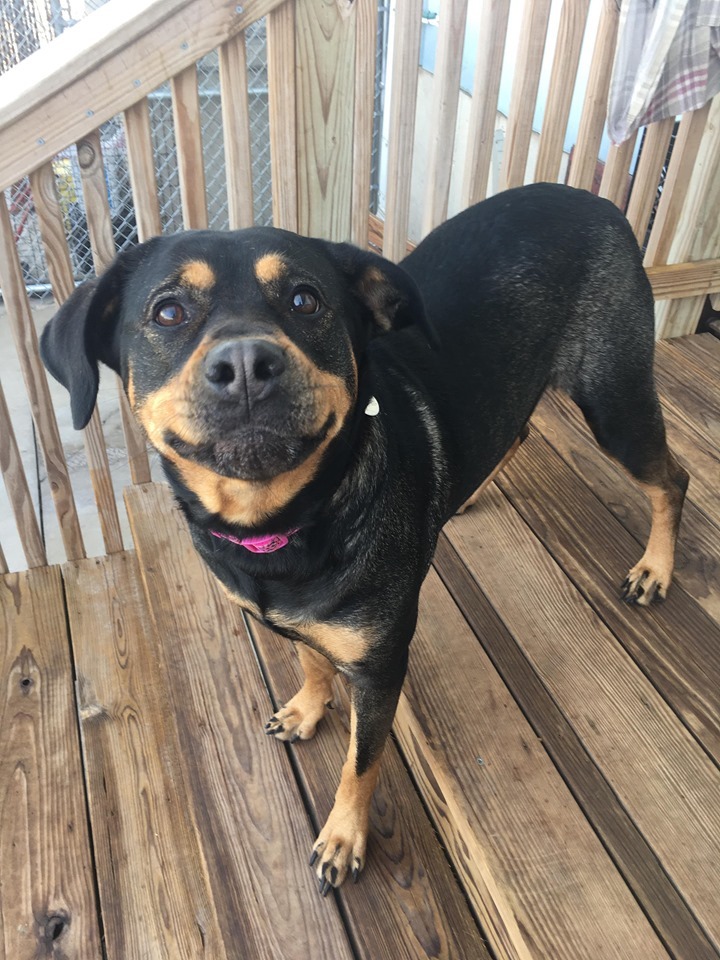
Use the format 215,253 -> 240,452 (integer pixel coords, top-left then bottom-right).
41,183 -> 688,894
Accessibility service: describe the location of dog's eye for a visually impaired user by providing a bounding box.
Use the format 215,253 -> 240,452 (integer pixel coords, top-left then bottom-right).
154,301 -> 186,327
289,287 -> 321,316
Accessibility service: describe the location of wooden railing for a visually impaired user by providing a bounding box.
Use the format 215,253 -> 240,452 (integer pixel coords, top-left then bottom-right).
0,0 -> 719,575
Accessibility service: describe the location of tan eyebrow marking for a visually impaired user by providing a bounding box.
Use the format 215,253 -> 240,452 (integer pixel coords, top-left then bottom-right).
179,260 -> 216,290
254,253 -> 287,285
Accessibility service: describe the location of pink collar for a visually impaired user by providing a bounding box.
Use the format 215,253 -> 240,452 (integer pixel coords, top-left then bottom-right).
210,527 -> 300,554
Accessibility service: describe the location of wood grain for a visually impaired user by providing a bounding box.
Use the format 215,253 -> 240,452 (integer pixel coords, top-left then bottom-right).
0,0 -> 287,193
626,118 -> 675,244
29,160 -> 124,555
566,0 -> 619,190
446,455 -> 720,944
382,0 -> 423,261
249,618 -> 487,959
534,0 -> 590,184
0,381 -> 46,569
350,0 -> 377,247
421,0 -> 470,234
219,32 -> 255,230
461,0 -> 511,206
123,98 -> 163,239
0,567 -> 101,957
63,551 -> 227,960
500,0 -> 552,189
124,482 -> 355,958
395,567 -> 668,960
654,342 -> 720,448
598,133 -> 636,208
171,64 -> 209,230
644,104 -> 711,266
0,194 -> 85,561
655,95 -> 720,338
433,534 -> 719,960
267,0 -> 298,231
295,0 -> 356,241
76,129 -> 152,486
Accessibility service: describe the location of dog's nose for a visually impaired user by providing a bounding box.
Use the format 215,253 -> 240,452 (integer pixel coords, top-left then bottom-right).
203,339 -> 287,402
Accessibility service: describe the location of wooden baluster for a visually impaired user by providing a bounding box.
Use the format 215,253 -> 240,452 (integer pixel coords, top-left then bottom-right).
422,0 -> 470,235
171,64 -> 209,230
351,0 -> 377,248
0,378 -> 47,568
219,33 -> 255,230
534,0 -> 591,184
382,0 -> 423,262
123,98 -> 163,240
644,104 -> 711,266
267,1 -> 298,232
500,0 -> 552,190
29,160 -> 124,554
599,135 -> 637,209
566,0 -> 620,190
625,118 -> 675,245
0,194 -> 85,560
76,129 -> 152,485
461,0 -> 511,207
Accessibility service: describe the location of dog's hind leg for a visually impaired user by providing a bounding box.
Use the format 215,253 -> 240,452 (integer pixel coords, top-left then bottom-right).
574,384 -> 688,605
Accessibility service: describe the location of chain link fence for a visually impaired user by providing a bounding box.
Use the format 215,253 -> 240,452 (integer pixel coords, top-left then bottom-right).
3,3 -> 387,299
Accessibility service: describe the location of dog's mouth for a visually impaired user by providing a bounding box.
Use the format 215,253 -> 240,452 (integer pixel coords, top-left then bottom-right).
165,417 -> 334,482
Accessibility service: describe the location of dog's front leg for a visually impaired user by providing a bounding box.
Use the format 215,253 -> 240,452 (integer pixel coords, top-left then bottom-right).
311,675 -> 404,895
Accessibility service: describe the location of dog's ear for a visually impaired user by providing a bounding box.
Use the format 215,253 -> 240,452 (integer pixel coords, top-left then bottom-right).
324,242 -> 438,346
40,249 -> 137,429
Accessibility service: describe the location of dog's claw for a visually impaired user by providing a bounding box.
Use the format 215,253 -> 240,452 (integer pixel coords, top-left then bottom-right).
319,876 -> 332,897
309,849 -> 319,867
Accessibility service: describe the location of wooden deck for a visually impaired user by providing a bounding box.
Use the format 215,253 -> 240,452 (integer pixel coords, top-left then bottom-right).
2,333 -> 720,959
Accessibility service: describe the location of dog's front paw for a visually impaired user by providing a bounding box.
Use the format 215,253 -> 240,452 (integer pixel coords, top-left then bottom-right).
622,559 -> 671,606
309,805 -> 368,895
264,687 -> 332,742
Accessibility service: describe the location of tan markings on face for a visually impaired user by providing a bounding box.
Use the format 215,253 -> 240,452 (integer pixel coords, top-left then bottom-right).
133,338 -> 215,448
254,253 -> 287,286
139,330 -> 356,527
179,260 -> 215,290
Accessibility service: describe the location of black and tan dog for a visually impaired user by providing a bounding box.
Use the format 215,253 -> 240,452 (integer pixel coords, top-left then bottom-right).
41,183 -> 688,894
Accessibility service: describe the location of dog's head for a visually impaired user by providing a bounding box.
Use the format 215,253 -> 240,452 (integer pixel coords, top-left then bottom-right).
41,228 -> 432,522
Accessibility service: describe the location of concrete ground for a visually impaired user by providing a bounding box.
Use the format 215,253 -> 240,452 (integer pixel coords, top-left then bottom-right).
0,298 -> 160,572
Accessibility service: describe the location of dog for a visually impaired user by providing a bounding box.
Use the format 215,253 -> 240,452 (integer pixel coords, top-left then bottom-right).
41,182 -> 688,895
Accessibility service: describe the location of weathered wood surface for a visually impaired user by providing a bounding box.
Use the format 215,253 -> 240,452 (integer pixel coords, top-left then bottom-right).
125,483 -> 355,959
0,567 -> 101,957
4,335 -> 720,959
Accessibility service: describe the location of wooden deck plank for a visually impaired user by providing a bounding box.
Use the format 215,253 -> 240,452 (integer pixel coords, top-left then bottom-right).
445,466 -> 720,947
63,552 -> 226,960
124,483 -> 355,960
532,389 -> 720,624
494,423 -> 720,760
654,342 -> 720,449
0,567 -> 102,957
393,567 -> 669,960
248,618 -> 488,960
433,534 -> 720,960
671,331 -> 720,378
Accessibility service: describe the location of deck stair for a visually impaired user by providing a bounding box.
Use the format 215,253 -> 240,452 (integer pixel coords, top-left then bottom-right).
2,334 -> 720,959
